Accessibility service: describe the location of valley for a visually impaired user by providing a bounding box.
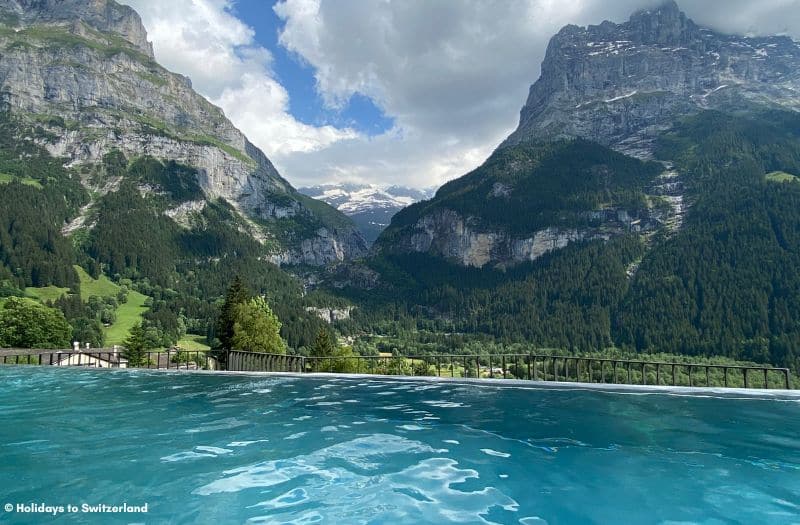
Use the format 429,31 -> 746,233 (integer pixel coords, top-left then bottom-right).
0,0 -> 798,379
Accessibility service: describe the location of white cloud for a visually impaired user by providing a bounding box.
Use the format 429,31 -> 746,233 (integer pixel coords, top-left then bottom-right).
124,0 -> 355,157
272,0 -> 800,188
271,0 -> 653,187
125,0 -> 800,189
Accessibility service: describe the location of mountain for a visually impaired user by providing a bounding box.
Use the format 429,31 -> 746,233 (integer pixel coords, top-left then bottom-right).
342,1 -> 800,366
503,0 -> 800,157
0,0 -> 366,350
375,0 -> 798,268
299,183 -> 434,244
0,0 -> 366,267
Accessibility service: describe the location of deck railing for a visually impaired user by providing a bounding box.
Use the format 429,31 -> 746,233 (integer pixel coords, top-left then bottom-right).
0,348 -> 217,370
301,353 -> 792,390
1,348 -> 792,389
226,350 -> 304,373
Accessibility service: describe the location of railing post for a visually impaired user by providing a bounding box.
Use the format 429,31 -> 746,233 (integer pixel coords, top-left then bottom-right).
656,364 -> 660,386
502,356 -> 506,379
706,367 -> 710,388
475,356 -> 479,379
785,369 -> 790,390
763,368 -> 768,389
532,356 -> 537,381
672,364 -> 676,386
744,368 -> 748,388
724,367 -> 729,388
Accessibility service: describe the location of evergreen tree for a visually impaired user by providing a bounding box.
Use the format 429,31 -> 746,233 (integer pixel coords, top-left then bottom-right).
310,327 -> 336,357
215,276 -> 250,349
231,297 -> 286,354
122,323 -> 153,367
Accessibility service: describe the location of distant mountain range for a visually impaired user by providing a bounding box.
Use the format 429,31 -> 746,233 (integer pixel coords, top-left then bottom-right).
299,184 -> 435,244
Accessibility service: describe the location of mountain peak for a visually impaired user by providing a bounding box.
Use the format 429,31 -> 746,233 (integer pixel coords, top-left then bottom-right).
635,0 -> 681,17
0,0 -> 153,57
628,0 -> 697,46
502,1 -> 800,157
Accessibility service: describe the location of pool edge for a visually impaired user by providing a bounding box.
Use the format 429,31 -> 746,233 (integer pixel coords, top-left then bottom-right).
5,365 -> 797,398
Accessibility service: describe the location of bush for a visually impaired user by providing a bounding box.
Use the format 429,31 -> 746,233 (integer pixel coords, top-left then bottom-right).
0,297 -> 72,348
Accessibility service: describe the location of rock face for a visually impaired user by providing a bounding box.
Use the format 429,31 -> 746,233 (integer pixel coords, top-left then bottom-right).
305,306 -> 354,324
0,0 -> 366,265
0,0 -> 153,56
386,208 -> 653,268
502,0 -> 800,157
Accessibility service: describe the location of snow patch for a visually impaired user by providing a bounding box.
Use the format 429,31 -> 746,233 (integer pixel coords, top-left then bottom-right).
604,91 -> 637,103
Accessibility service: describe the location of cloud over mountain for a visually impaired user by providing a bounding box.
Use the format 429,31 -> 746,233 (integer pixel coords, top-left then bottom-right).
126,0 -> 800,188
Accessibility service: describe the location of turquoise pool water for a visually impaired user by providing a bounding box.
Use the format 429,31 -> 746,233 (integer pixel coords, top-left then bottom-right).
0,367 -> 798,524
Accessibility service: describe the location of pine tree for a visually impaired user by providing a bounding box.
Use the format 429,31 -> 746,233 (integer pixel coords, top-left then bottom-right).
310,328 -> 336,357
122,323 -> 153,367
215,276 -> 250,349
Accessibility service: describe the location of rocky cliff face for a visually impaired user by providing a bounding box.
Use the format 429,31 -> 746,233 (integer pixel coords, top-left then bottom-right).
385,204 -> 666,269
375,1 -> 765,268
0,0 -> 366,265
0,0 -> 153,56
502,0 -> 800,157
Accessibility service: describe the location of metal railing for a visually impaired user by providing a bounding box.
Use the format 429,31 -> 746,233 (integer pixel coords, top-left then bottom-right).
226,350 -> 304,373
302,353 -> 792,390
0,348 -> 217,370
1,348 -> 792,389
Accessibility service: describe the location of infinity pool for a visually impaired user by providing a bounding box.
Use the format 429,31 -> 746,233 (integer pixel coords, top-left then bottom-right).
0,367 -> 798,524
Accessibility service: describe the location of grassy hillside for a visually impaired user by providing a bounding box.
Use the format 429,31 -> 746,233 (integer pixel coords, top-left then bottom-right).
74,266 -> 149,346
74,266 -> 119,300
24,285 -> 69,302
0,172 -> 43,188
104,290 -> 148,346
176,335 -> 211,351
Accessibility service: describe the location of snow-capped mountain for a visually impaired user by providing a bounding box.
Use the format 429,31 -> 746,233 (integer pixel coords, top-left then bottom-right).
298,184 -> 435,244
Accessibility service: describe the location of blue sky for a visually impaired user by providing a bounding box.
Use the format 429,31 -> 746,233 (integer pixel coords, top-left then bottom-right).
230,0 -> 393,136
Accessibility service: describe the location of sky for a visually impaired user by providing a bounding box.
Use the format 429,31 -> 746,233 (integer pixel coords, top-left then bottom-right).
123,0 -> 800,189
